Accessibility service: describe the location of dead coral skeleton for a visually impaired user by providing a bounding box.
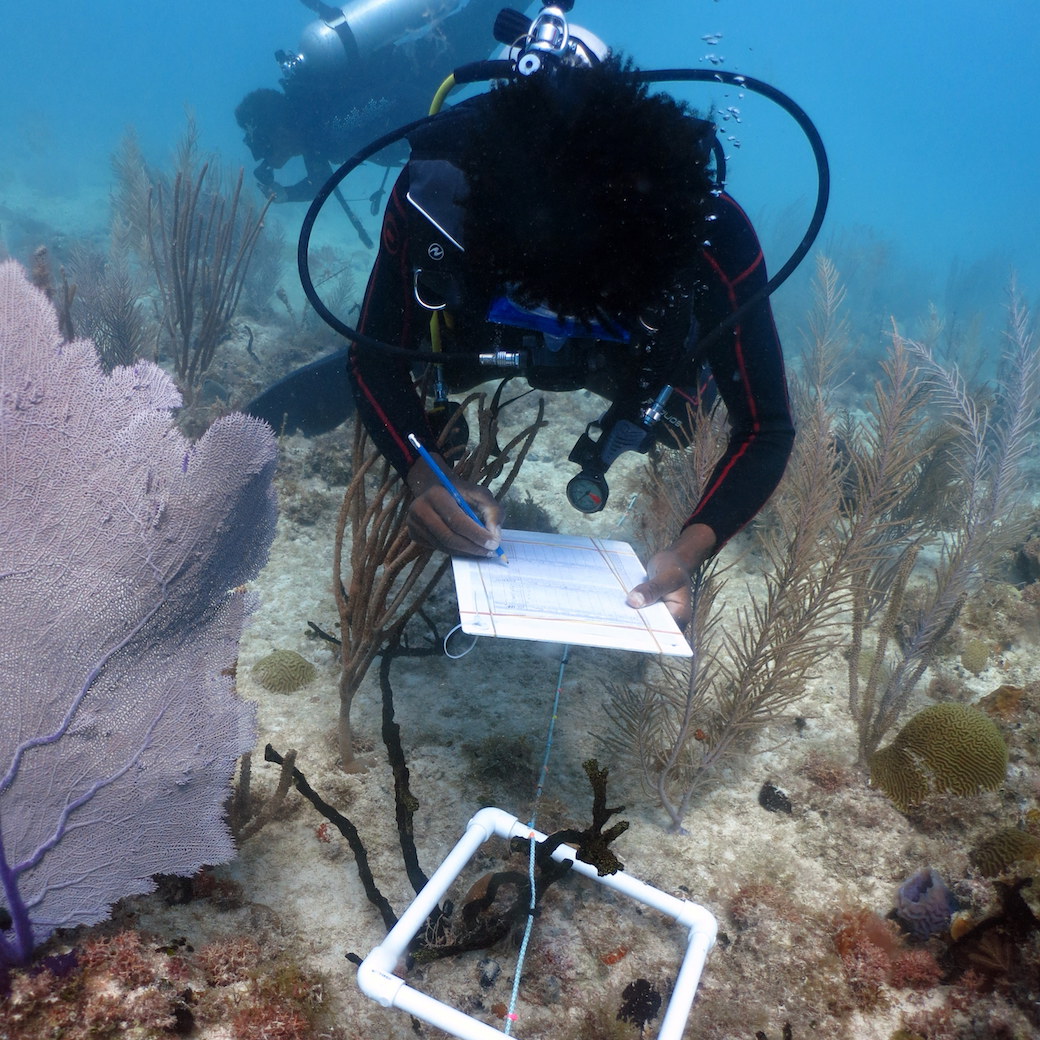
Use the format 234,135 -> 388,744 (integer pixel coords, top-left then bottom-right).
265,641 -> 629,969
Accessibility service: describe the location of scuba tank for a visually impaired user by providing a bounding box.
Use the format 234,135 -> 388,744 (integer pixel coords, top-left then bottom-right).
278,0 -> 474,82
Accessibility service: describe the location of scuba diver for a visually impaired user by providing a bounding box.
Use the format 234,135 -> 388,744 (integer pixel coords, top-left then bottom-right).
235,0 -> 503,205
248,4 -> 830,626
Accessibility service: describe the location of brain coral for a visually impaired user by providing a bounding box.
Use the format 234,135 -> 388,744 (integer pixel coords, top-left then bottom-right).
251,649 -> 317,693
970,827 -> 1040,877
959,638 -> 989,676
869,703 -> 1007,811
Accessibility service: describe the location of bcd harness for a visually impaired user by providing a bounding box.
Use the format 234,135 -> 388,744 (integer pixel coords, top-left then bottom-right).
404,114 -> 715,511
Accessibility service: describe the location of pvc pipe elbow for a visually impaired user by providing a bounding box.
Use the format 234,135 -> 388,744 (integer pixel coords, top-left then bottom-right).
357,955 -> 405,1007
676,900 -> 719,947
466,805 -> 520,841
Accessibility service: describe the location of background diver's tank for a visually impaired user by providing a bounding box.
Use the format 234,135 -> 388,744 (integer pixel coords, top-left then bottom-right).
280,0 -> 475,82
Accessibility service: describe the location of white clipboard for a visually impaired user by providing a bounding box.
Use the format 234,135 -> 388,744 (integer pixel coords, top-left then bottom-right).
450,529 -> 692,657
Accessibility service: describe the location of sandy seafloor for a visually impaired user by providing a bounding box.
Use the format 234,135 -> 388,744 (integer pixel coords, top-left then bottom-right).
4,182 -> 1040,1038
127,403 -> 1040,1040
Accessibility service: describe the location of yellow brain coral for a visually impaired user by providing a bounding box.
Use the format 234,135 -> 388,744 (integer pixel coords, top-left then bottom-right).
959,638 -> 989,676
869,703 -> 1007,811
970,827 -> 1040,877
251,649 -> 317,693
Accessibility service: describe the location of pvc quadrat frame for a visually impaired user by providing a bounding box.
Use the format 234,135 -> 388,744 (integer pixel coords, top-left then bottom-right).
358,807 -> 718,1040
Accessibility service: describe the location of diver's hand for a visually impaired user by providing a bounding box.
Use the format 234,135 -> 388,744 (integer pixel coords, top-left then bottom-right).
262,182 -> 290,203
626,549 -> 693,627
254,163 -> 288,202
406,455 -> 504,558
625,523 -> 718,628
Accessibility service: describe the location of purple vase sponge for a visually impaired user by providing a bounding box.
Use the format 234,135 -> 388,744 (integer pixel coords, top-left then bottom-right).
893,867 -> 957,940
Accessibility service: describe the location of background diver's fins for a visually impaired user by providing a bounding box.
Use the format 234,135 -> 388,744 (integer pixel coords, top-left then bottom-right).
244,348 -> 355,436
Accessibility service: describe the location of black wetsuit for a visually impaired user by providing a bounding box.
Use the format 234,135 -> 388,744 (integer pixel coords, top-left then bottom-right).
271,86 -> 405,203
349,113 -> 795,549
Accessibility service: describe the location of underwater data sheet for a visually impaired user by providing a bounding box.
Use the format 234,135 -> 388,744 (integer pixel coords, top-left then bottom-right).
451,530 -> 692,656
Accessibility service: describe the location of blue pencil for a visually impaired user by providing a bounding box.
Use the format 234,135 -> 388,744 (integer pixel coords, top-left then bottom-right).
407,433 -> 508,564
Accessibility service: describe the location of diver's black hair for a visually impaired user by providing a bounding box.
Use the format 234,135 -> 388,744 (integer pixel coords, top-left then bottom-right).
234,88 -> 291,155
456,57 -> 716,325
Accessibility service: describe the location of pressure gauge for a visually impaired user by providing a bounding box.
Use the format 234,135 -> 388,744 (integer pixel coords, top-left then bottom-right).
566,472 -> 609,513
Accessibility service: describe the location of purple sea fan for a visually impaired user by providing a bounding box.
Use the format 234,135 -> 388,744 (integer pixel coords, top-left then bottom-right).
893,867 -> 958,940
0,261 -> 278,967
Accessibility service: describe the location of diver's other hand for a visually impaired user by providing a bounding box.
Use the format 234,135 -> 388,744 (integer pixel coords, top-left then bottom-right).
253,163 -> 288,202
262,182 -> 290,203
406,457 -> 503,557
625,523 -> 718,628
626,549 -> 692,627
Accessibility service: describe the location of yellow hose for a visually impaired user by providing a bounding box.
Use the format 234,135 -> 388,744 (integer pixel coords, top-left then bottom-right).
428,73 -> 457,116
427,73 -> 459,353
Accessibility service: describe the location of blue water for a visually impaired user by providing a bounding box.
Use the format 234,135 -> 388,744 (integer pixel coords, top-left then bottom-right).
2,1 -> 1037,332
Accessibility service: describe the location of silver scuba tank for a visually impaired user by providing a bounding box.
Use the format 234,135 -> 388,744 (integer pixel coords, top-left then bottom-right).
288,0 -> 471,80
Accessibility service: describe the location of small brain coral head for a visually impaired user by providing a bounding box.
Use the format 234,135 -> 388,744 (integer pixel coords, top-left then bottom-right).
970,827 -> 1040,878
869,702 -> 1007,811
959,637 -> 989,676
251,649 -> 317,693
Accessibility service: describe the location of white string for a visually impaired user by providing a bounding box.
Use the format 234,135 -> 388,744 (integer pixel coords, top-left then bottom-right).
503,644 -> 569,1035
443,623 -> 478,659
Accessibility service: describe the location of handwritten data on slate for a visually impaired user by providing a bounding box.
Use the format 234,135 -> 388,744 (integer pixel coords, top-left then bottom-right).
451,530 -> 692,656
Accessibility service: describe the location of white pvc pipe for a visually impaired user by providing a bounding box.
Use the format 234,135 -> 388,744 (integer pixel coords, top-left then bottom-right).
357,806 -> 717,1040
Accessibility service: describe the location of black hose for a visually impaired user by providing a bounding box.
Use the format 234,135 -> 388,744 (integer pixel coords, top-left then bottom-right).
639,69 -> 830,359
297,112 -> 445,356
297,63 -> 829,362
296,61 -> 514,360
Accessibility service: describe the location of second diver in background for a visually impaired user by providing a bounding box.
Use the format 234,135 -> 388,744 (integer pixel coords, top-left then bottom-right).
235,0 -> 503,204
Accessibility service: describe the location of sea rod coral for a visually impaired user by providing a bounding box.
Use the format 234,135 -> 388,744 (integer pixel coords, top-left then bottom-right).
0,260 -> 277,967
